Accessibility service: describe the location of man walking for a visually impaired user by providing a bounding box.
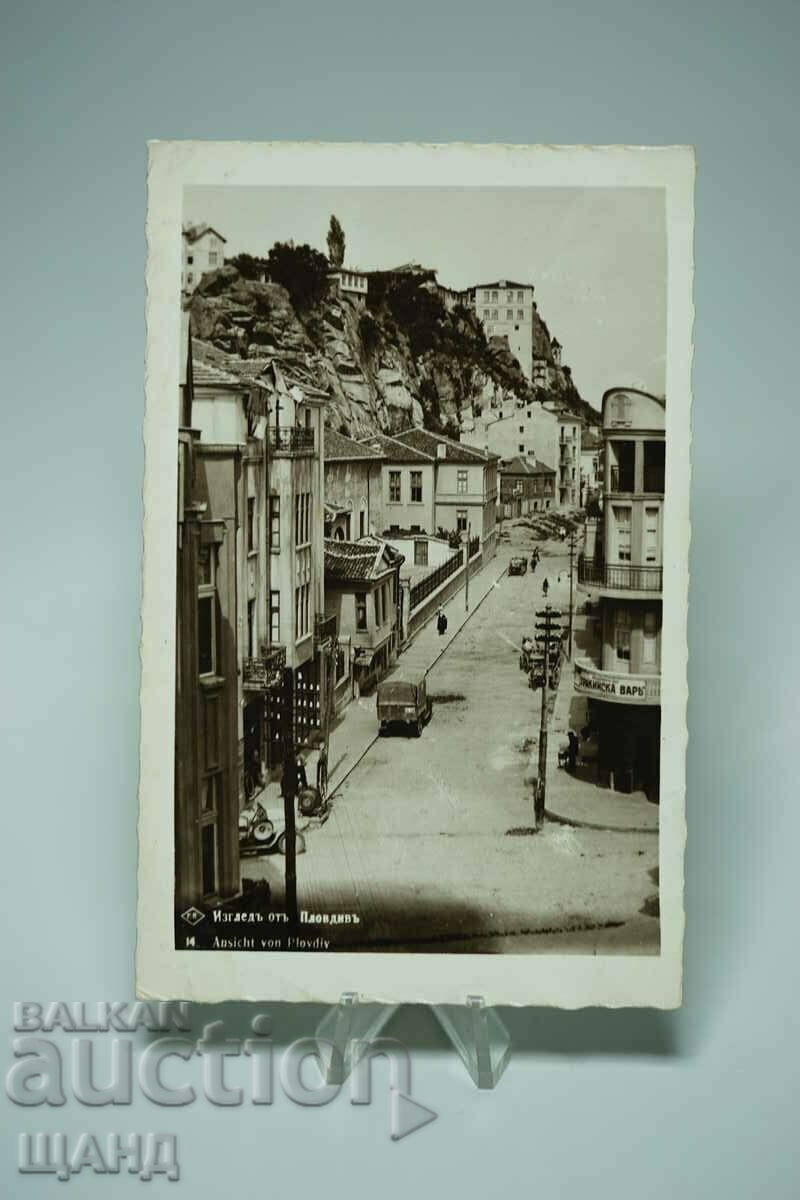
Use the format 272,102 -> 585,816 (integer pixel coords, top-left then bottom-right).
542,577 -> 549,598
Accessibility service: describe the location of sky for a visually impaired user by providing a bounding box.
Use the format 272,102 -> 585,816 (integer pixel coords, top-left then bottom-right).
185,186 -> 666,404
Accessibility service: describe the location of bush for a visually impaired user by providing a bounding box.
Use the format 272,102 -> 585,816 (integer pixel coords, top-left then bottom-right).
266,242 -> 330,310
358,310 -> 382,357
228,253 -> 268,281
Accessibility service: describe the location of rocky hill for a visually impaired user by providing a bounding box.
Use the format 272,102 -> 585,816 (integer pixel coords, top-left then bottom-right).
188,264 -> 595,439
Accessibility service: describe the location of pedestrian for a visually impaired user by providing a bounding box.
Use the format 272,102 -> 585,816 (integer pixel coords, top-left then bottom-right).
436,607 -> 447,636
567,730 -> 579,773
542,577 -> 549,597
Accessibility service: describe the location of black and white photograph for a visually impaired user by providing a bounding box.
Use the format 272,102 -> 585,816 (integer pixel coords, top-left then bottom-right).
139,143 -> 691,1006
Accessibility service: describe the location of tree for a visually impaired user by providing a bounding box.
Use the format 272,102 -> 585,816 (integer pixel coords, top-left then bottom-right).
266,242 -> 330,310
327,215 -> 346,267
228,252 -> 268,281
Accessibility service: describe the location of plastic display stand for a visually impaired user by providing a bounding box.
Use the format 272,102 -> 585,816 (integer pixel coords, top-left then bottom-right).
314,992 -> 511,1090
315,992 -> 399,1085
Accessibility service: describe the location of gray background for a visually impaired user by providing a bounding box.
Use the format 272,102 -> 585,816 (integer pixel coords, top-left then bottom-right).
1,0 -> 797,1194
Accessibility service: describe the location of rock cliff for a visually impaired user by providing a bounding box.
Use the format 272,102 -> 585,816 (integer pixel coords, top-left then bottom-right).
188,264 -> 594,439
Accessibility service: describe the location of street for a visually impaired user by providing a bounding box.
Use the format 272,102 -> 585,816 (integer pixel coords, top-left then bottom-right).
247,522 -> 659,954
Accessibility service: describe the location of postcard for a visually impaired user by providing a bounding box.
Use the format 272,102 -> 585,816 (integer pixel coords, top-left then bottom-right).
138,142 -> 692,1007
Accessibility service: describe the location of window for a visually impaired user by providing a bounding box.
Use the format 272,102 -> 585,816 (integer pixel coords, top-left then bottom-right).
506,309 -> 513,319
517,290 -> 523,301
519,444 -> 524,453
414,540 -> 428,566
269,591 -> 280,643
491,309 -> 498,319
209,252 -> 218,266
519,426 -> 524,433
269,495 -> 280,553
187,274 -> 193,284
247,497 -> 256,553
483,290 -> 491,300
375,587 -> 383,627
645,507 -> 659,563
456,509 -> 468,533
359,509 -> 366,538
613,506 -> 632,561
355,592 -> 367,630
483,309 -> 491,319
294,492 -> 311,545
201,770 -> 222,813
410,471 -> 423,502
457,469 -> 468,494
615,608 -> 631,664
247,598 -> 256,658
201,821 -> 218,898
491,291 -> 498,301
517,308 -> 524,318
187,255 -> 194,265
294,582 -> 310,640
389,471 -> 401,503
203,698 -> 219,769
198,595 -> 215,676
198,545 -> 215,587
642,609 -> 659,665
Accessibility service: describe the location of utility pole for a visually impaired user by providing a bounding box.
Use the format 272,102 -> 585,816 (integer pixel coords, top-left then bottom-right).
464,521 -> 471,612
279,666 -> 299,927
567,529 -> 576,661
534,605 -> 562,830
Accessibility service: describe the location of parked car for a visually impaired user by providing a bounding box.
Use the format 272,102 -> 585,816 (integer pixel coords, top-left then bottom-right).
508,556 -> 528,575
377,672 -> 432,737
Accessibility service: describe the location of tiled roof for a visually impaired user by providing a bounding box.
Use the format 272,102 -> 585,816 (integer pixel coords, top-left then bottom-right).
393,427 -> 498,464
500,456 -> 556,476
324,538 -> 398,583
358,432 -> 435,464
182,223 -> 227,244
324,429 -> 384,461
192,360 -> 242,387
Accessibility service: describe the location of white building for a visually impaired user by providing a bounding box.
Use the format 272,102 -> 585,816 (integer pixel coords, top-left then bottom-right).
469,279 -> 537,379
182,224 -> 227,294
329,267 -> 369,306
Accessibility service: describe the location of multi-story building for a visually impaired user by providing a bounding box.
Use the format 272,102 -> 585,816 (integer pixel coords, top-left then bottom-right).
390,428 -> 499,560
499,457 -> 556,517
182,223 -> 227,294
580,430 -> 604,507
470,280 -> 537,378
323,429 -> 384,541
547,404 -> 583,509
463,399 -> 559,469
329,267 -> 369,306
575,387 -> 665,799
323,537 -> 404,693
358,432 -> 438,536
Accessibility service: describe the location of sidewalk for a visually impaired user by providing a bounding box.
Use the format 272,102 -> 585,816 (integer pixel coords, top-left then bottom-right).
544,613 -> 659,834
326,550 -> 509,796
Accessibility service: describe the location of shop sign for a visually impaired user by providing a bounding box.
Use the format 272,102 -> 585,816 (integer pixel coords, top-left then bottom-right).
574,662 -> 660,705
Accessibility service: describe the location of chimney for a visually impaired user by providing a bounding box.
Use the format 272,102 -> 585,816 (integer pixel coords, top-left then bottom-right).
436,443 -> 447,459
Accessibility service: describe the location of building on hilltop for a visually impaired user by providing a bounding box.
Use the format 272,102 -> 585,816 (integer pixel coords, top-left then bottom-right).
468,280 -> 537,380
575,387 -> 665,799
329,266 -> 369,306
182,223 -> 227,294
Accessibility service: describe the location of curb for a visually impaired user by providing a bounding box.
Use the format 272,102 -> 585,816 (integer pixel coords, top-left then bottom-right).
544,807 -> 658,835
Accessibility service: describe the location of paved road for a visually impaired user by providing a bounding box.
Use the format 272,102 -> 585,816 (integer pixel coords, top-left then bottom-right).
250,523 -> 659,953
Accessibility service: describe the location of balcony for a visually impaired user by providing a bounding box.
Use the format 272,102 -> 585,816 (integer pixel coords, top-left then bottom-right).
243,645 -> 286,691
271,426 -> 315,456
314,613 -> 337,646
578,560 -> 662,592
574,659 -> 660,706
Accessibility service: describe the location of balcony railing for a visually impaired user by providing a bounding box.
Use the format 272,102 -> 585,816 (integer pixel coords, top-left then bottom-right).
243,645 -> 286,690
271,426 -> 315,455
609,466 -> 635,493
314,613 -> 337,645
578,560 -> 662,592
